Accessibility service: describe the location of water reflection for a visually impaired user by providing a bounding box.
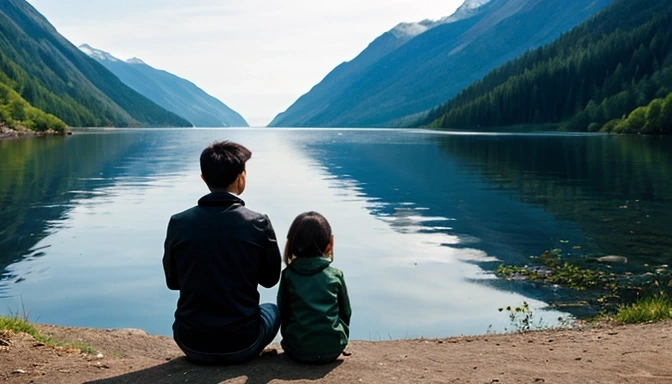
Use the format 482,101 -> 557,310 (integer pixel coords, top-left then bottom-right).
1,129 -> 669,339
432,133 -> 672,269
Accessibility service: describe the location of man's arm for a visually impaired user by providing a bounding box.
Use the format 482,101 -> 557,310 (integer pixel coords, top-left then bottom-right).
256,214 -> 282,288
162,217 -> 180,290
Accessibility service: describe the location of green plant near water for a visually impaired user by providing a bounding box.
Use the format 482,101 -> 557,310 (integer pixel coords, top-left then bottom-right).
495,249 -> 604,291
0,314 -> 95,354
613,289 -> 672,324
497,301 -> 572,332
498,301 -> 536,332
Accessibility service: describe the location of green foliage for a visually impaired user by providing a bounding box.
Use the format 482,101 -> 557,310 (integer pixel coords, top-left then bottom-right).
0,314 -> 96,354
496,301 -> 572,333
614,292 -> 672,324
601,92 -> 672,134
419,0 -> 672,134
496,247 -> 672,317
0,81 -> 66,132
498,302 -> 536,332
496,249 -> 602,291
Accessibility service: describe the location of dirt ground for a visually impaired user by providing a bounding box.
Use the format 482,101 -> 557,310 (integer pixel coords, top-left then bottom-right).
0,321 -> 671,384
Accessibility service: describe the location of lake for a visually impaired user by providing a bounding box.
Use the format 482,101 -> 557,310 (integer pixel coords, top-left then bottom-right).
1,128 -> 671,340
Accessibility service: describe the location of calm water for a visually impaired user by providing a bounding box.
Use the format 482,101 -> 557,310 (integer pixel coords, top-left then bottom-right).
1,128 -> 671,340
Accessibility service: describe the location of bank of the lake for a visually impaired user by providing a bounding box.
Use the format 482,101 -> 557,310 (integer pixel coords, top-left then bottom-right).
1,321 -> 671,383
0,124 -> 68,141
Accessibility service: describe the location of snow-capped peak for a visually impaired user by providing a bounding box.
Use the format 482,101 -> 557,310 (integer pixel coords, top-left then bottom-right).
463,0 -> 492,10
79,44 -> 119,62
445,0 -> 493,21
389,0 -> 493,38
126,57 -> 146,65
390,22 -> 431,38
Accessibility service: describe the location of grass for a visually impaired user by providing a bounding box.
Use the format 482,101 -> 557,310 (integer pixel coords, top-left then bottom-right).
0,314 -> 96,354
613,294 -> 672,324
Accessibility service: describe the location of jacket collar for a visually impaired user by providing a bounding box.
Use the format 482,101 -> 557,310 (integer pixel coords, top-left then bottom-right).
288,257 -> 331,276
198,191 -> 245,207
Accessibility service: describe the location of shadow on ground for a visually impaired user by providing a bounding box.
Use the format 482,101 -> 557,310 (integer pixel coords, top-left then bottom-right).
86,354 -> 342,384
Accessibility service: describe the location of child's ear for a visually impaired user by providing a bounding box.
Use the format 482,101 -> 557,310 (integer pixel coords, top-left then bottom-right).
324,236 -> 335,258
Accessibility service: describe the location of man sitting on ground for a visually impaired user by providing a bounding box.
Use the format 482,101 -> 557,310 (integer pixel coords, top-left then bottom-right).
163,140 -> 281,364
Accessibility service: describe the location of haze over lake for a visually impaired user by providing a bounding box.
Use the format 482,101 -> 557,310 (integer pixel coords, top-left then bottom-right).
1,128 -> 671,340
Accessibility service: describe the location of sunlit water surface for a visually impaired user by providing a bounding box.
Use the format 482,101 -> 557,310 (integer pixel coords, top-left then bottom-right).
1,128 -> 671,340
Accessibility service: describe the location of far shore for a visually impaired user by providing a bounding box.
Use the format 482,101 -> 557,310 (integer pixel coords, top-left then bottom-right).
1,320 -> 671,383
0,125 -> 69,141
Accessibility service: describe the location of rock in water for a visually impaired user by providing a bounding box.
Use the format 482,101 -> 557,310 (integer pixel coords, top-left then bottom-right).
595,255 -> 628,264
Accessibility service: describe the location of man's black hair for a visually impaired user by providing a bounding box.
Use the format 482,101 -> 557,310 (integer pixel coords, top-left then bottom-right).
200,141 -> 252,189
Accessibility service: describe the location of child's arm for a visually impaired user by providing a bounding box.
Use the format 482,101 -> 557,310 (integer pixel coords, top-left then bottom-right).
338,271 -> 352,326
276,271 -> 287,324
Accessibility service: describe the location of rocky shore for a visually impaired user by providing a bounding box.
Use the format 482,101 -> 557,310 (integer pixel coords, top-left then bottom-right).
0,125 -> 68,141
1,321 -> 671,383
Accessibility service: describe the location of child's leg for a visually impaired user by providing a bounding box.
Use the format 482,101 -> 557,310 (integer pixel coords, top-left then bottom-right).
281,342 -> 343,365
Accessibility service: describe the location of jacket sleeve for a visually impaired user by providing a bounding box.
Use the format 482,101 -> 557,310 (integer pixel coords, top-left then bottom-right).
256,214 -> 282,288
276,271 -> 287,321
162,217 -> 180,290
338,271 -> 352,326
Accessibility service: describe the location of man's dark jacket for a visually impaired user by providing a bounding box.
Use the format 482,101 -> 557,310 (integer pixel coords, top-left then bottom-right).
163,192 -> 281,353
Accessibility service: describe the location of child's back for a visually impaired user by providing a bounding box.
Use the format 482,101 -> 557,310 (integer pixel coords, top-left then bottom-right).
277,211 -> 351,364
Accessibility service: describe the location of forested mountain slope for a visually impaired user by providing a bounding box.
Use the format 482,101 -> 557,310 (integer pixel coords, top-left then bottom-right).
0,0 -> 190,127
420,0 -> 672,133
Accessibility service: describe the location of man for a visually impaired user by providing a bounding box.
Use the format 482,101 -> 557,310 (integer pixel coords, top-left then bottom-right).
163,140 -> 281,364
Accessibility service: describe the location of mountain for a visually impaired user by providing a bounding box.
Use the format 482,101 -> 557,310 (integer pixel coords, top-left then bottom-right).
269,0 -> 612,128
420,0 -> 672,134
80,45 -> 248,127
0,0 -> 190,127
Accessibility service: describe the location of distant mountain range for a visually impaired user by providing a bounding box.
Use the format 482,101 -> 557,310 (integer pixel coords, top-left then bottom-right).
0,0 -> 190,128
80,45 -> 248,127
269,0 -> 612,128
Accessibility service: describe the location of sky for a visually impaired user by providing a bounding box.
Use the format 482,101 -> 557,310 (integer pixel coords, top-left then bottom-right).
26,0 -> 465,126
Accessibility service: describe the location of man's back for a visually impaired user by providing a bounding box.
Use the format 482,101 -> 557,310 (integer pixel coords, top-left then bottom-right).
163,191 -> 281,353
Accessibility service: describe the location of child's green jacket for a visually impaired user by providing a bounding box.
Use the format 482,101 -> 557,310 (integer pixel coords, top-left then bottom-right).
277,257 -> 351,360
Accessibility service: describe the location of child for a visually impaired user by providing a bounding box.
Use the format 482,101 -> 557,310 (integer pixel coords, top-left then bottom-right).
277,211 -> 352,364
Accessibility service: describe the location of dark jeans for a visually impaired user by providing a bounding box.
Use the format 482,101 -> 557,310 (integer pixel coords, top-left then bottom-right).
175,303 -> 281,365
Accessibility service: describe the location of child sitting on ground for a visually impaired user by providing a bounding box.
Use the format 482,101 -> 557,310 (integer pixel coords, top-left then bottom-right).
277,211 -> 351,364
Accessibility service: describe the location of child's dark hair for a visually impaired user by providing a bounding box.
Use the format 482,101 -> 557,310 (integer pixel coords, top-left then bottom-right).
200,141 -> 251,189
284,211 -> 332,265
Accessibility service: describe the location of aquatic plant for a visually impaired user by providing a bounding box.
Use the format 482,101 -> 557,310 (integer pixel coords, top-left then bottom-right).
495,249 -> 603,291
495,248 -> 672,317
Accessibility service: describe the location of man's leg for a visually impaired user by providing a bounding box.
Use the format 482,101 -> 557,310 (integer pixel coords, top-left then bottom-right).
257,303 -> 281,349
178,304 -> 280,365
213,303 -> 280,364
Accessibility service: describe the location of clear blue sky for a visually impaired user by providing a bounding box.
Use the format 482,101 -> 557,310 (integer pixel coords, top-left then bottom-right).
26,0 -> 464,126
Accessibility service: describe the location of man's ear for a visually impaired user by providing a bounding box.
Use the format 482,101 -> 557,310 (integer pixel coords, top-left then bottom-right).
237,170 -> 247,194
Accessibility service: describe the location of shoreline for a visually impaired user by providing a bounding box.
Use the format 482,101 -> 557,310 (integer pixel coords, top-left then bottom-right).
1,321 -> 671,383
0,125 -> 68,141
